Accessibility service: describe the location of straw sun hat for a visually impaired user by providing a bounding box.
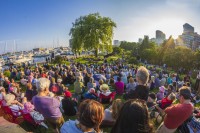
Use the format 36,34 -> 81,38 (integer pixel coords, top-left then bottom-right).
100,84 -> 109,92
4,94 -> 15,106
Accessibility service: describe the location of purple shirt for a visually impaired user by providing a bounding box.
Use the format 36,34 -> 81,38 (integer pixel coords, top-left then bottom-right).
115,81 -> 124,95
156,92 -> 164,101
32,95 -> 62,119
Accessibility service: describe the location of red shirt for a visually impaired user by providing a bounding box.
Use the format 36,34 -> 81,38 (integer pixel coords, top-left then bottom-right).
164,103 -> 193,129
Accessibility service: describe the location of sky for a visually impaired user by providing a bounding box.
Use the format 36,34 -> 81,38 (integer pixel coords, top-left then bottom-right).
0,0 -> 200,54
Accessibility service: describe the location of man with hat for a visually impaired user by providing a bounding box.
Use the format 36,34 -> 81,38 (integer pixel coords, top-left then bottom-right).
157,86 -> 193,133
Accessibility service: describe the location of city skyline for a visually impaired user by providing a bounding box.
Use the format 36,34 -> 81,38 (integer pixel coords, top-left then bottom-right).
0,0 -> 200,53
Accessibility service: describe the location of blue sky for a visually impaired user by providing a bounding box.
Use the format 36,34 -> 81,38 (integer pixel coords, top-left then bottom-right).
0,0 -> 200,53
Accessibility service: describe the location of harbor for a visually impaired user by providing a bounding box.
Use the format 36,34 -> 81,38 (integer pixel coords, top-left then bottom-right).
0,46 -> 74,71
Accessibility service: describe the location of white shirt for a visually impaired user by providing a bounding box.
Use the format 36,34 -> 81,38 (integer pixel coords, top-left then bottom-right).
103,108 -> 114,121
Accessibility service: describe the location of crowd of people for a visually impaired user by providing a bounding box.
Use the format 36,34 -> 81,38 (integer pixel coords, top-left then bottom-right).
0,60 -> 200,133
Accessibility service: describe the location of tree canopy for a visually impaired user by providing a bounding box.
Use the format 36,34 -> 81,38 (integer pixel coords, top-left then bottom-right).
69,13 -> 116,57
120,35 -> 200,71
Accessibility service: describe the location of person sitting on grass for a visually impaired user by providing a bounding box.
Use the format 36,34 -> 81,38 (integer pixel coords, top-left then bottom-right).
96,79 -> 104,91
83,88 -> 98,100
125,66 -> 149,101
115,77 -> 124,95
157,92 -> 176,110
25,83 -> 34,101
156,86 -> 165,101
98,84 -> 114,103
156,86 -> 193,133
32,78 -> 64,133
165,84 -> 174,97
22,99 -> 47,128
101,99 -> 123,127
4,93 -> 24,116
87,77 -> 96,90
111,99 -> 154,133
147,92 -> 156,108
109,78 -> 116,92
74,76 -> 85,102
0,87 -> 6,100
126,77 -> 137,92
60,99 -> 104,133
61,90 -> 78,116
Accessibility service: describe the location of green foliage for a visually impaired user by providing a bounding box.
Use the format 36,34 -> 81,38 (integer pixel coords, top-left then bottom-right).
139,36 -> 150,51
107,56 -> 118,62
194,49 -> 200,69
3,70 -> 11,78
62,61 -> 71,65
69,13 -> 116,57
163,46 -> 195,71
53,56 -> 64,64
112,46 -> 122,55
128,56 -> 138,64
120,41 -> 139,54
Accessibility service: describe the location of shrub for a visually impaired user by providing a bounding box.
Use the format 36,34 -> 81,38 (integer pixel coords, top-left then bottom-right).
128,57 -> 138,64
53,56 -> 63,64
4,70 -> 11,78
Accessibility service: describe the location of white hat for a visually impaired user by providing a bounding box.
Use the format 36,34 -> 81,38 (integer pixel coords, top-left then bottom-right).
4,94 -> 15,106
57,79 -> 62,83
89,88 -> 95,93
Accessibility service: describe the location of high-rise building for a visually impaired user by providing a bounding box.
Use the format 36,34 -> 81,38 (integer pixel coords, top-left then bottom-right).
183,23 -> 194,33
176,23 -> 200,50
113,40 -> 120,46
138,38 -> 143,43
155,30 -> 166,45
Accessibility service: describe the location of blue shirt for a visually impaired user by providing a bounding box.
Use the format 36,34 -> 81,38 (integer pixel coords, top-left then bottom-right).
60,120 -> 96,133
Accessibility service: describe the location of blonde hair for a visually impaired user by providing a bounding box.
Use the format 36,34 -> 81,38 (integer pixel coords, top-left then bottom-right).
168,92 -> 176,101
129,77 -> 134,83
26,83 -> 32,89
99,79 -> 104,85
111,99 -> 124,120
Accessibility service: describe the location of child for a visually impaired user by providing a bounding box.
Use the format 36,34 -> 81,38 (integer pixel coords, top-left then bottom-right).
165,84 -> 173,97
147,93 -> 156,108
83,88 -> 98,100
99,84 -> 111,96
99,84 -> 114,103
87,77 -> 96,90
61,90 -> 78,116
156,86 -> 165,101
22,101 -> 47,128
103,99 -> 123,122
157,92 -> 176,109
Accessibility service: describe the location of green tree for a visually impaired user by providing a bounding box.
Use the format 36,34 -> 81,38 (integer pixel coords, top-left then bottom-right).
163,46 -> 195,71
194,49 -> 200,69
157,36 -> 175,65
139,36 -> 149,52
69,13 -> 116,57
112,46 -> 122,55
53,55 -> 64,64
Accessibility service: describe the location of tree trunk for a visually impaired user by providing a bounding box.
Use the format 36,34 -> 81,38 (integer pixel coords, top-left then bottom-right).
95,49 -> 98,57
